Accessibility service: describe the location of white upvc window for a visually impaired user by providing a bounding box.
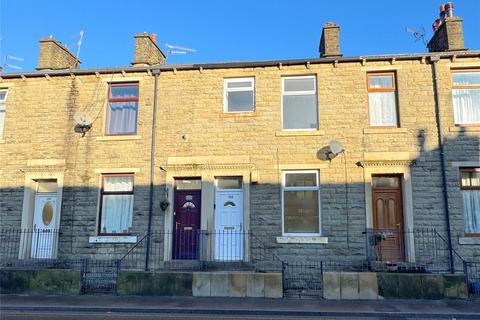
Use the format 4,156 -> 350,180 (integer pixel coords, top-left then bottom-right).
0,89 -> 8,139
99,174 -> 134,235
282,170 -> 321,236
452,71 -> 480,125
223,77 -> 255,112
281,76 -> 318,130
460,168 -> 480,235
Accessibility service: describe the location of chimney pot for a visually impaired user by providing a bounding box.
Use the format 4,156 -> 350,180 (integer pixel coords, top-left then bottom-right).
427,2 -> 466,52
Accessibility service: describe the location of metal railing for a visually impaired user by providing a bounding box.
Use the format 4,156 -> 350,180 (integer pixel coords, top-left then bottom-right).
0,228 -> 62,268
465,261 -> 480,297
365,228 -> 465,273
120,230 -> 283,272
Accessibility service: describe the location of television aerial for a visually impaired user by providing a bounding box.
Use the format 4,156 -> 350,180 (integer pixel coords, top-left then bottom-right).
73,111 -> 93,136
2,55 -> 24,71
165,43 -> 197,56
405,27 -> 427,45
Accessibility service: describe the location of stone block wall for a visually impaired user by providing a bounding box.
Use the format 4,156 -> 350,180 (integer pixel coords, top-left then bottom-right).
0,55 -> 478,263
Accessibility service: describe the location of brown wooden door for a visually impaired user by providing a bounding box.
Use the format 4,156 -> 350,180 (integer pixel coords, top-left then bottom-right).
173,182 -> 201,260
372,176 -> 405,262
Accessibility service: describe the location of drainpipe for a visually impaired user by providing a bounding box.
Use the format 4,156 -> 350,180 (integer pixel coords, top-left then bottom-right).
145,68 -> 160,271
431,56 -> 454,273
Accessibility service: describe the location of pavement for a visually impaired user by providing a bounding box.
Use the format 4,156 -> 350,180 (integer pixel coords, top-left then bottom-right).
1,295 -> 480,319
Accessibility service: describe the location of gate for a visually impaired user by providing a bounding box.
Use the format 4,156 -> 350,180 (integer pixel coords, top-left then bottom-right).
282,261 -> 323,298
465,261 -> 480,297
80,259 -> 120,294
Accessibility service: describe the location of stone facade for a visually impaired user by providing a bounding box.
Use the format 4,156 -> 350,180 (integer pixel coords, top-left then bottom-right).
0,33 -> 479,267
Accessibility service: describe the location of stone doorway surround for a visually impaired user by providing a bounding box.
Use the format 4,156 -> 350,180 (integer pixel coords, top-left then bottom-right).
358,152 -> 416,262
161,156 -> 256,262
19,159 -> 66,259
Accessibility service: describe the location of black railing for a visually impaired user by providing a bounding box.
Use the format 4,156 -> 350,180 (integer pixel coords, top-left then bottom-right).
365,228 -> 466,273
120,230 -> 282,272
0,228 -> 61,267
465,261 -> 480,296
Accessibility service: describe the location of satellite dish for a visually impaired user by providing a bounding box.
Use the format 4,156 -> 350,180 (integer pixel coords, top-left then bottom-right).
73,112 -> 93,136
329,140 -> 344,155
320,139 -> 344,161
74,112 -> 93,126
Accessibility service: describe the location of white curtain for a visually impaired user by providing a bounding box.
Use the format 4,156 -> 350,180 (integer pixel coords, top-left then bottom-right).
108,102 -> 138,134
101,176 -> 133,234
453,89 -> 480,125
368,92 -> 397,126
463,190 -> 480,234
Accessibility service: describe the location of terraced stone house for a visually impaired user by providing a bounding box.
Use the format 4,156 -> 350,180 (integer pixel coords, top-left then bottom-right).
0,4 -> 479,297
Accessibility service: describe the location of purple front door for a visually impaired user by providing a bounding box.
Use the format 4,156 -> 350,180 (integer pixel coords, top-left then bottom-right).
173,188 -> 201,259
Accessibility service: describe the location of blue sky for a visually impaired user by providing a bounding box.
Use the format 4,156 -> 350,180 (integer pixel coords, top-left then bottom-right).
1,0 -> 479,71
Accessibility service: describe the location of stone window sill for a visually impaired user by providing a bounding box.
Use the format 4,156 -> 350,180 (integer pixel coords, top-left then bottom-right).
275,130 -> 325,137
363,128 -> 408,134
89,236 -> 137,244
220,112 -> 256,118
96,135 -> 142,141
276,236 -> 328,244
449,126 -> 480,132
458,237 -> 480,245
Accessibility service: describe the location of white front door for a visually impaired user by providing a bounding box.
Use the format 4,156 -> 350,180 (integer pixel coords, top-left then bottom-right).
31,193 -> 58,259
215,190 -> 244,261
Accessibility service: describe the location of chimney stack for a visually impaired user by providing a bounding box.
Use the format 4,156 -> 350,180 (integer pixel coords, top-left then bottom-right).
132,32 -> 166,66
319,22 -> 342,58
37,36 -> 80,70
427,2 -> 467,52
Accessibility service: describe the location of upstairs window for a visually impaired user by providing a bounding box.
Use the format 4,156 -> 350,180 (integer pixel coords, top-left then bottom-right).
224,77 -> 255,112
107,83 -> 139,135
0,89 -> 7,139
460,168 -> 480,235
282,170 -> 320,235
367,73 -> 399,127
282,76 -> 318,130
452,71 -> 480,125
99,174 -> 134,235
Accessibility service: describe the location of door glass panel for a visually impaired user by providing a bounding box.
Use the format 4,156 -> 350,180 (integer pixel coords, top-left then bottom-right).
388,199 -> 396,228
216,177 -> 242,189
42,202 -> 54,226
176,179 -> 201,190
37,180 -> 57,193
372,177 -> 400,188
376,199 -> 384,227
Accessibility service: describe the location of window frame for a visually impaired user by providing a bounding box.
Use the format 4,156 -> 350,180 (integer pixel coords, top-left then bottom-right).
281,170 -> 321,236
451,69 -> 480,126
223,77 -> 255,113
281,75 -> 318,131
459,167 -> 480,237
0,88 -> 8,139
366,72 -> 400,128
98,173 -> 135,236
106,82 -> 139,136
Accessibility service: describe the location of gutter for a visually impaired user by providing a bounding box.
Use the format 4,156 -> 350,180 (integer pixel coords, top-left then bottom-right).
430,55 -> 455,273
145,68 -> 160,271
